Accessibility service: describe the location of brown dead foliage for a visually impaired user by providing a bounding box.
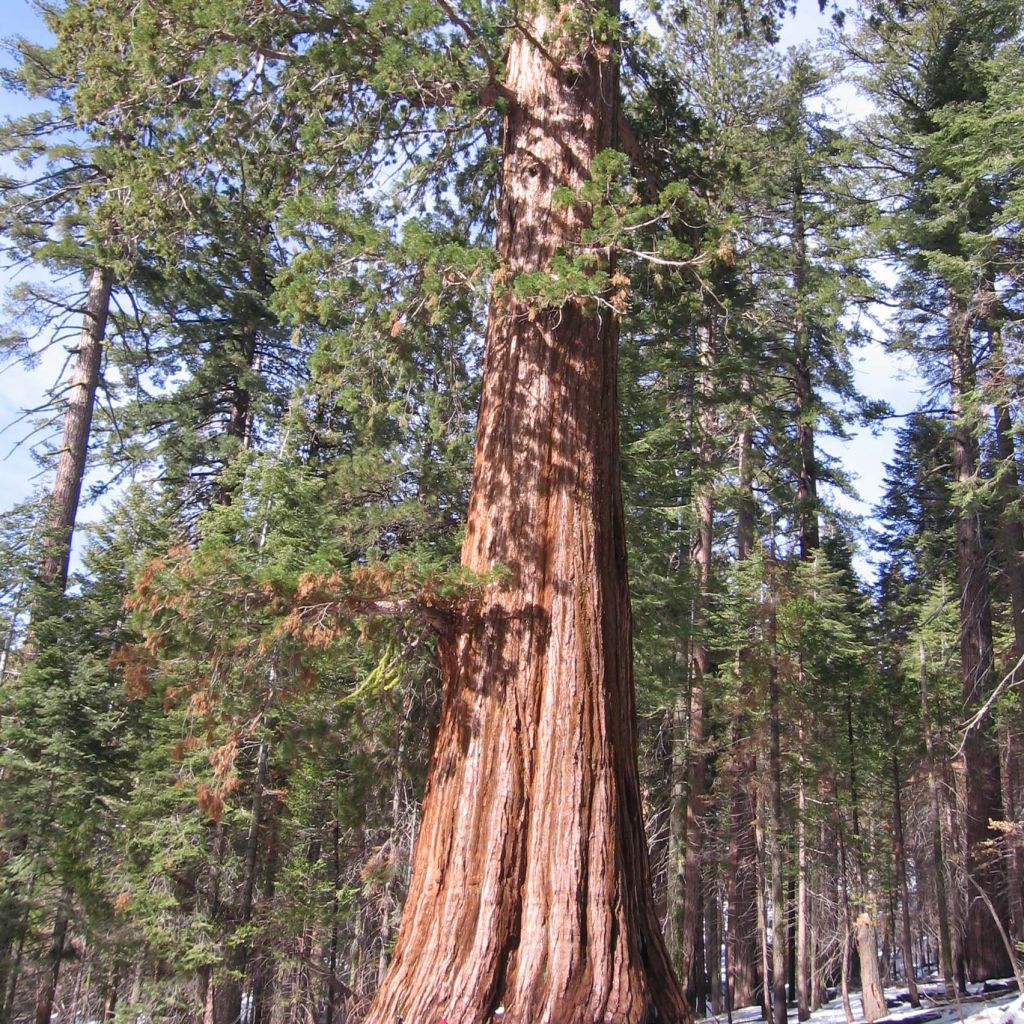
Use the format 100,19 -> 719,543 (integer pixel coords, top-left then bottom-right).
196,783 -> 224,822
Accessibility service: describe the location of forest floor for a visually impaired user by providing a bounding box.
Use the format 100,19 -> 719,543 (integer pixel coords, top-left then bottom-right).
719,981 -> 1022,1024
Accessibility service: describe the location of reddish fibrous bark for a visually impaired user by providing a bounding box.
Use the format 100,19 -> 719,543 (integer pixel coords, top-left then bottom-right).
363,6 -> 687,1024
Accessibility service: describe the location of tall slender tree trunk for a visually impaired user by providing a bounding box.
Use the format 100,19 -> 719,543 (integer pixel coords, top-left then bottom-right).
38,265 -> 113,590
364,7 -> 687,1022
32,903 -> 68,1024
727,750 -> 761,1011
755,796 -> 774,1024
676,320 -> 716,993
100,967 -> 120,1023
891,756 -> 920,1007
767,562 -> 787,1024
214,739 -> 270,1024
203,823 -> 245,1024
249,823 -> 279,1024
796,749 -> 810,1021
919,640 -> 957,1001
949,298 -> 1012,981
323,819 -> 341,1024
667,676 -> 691,968
727,399 -> 762,1012
792,176 -> 816,1020
836,810 -> 854,1024
708,877 -> 723,1015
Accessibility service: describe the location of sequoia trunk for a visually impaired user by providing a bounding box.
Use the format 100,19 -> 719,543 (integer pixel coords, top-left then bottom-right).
364,6 -> 687,1023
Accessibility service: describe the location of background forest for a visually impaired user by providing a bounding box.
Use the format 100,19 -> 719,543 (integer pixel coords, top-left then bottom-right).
1,0 -> 1023,1023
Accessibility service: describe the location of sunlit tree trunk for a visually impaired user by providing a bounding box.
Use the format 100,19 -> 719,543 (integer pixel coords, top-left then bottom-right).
37,265 -> 113,589
364,5 -> 688,1021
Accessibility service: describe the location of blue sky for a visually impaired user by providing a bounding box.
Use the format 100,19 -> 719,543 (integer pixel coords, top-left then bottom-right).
0,0 -> 924,576
0,1 -> 58,512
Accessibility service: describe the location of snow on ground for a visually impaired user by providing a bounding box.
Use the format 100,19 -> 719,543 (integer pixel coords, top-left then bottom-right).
705,982 -> 1022,1024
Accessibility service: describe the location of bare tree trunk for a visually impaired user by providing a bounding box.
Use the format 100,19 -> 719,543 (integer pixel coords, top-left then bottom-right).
891,756 -> 920,1007
796,751 -> 811,1021
727,401 -> 762,1013
882,886 -> 895,985
667,662 -> 690,969
949,298 -> 1012,981
792,182 -> 817,1015
694,896 -> 709,1017
100,965 -> 120,1023
323,819 -> 341,1024
127,959 -> 143,1020
39,266 -> 113,591
213,738 -> 270,1024
202,824 -> 238,1024
919,640 -> 957,1001
856,913 -> 887,1023
33,904 -> 68,1024
755,803 -> 774,1024
768,560 -> 787,1024
363,6 -> 687,1022
837,813 -> 854,1024
677,320 -> 716,993
728,753 -> 762,1012
249,829 -> 279,1024
708,876 -> 724,1015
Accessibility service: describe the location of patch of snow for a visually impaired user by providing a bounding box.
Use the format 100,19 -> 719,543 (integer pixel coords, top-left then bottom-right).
703,985 -> 1021,1024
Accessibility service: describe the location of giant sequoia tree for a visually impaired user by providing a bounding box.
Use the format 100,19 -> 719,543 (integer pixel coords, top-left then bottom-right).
364,3 -> 689,1022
